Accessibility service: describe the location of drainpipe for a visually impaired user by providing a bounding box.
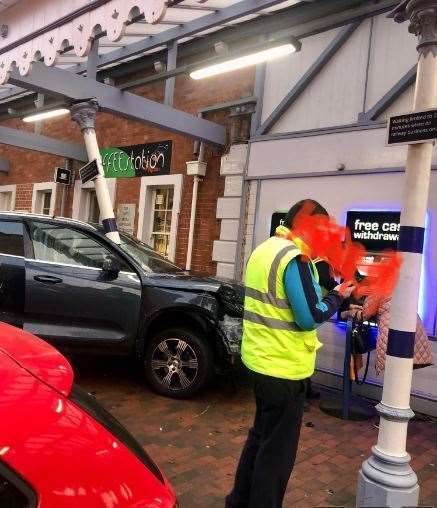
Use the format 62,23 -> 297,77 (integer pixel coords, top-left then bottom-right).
185,142 -> 206,272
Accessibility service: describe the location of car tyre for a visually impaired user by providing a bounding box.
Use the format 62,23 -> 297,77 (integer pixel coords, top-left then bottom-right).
144,328 -> 212,399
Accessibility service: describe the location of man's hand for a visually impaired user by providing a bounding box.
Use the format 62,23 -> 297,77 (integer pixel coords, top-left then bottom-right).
341,304 -> 363,321
334,281 -> 356,299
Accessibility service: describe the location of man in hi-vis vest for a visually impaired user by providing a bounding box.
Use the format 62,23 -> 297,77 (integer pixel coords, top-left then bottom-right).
226,200 -> 355,508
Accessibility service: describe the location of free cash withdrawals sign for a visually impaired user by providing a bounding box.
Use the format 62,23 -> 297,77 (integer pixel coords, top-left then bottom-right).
346,211 -> 400,252
387,109 -> 437,145
101,141 -> 172,178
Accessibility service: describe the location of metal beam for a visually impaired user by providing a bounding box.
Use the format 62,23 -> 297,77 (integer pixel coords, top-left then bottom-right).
104,0 -> 398,79
257,22 -> 361,135
0,0 -> 399,107
87,39 -> 100,80
359,64 -> 417,122
95,0 -> 291,69
109,1 -> 397,88
251,63 -> 266,135
164,41 -> 178,106
0,125 -> 88,161
8,63 -> 226,146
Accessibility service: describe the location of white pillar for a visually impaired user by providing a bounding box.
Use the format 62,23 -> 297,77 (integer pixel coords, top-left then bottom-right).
356,1 -> 437,506
70,100 -> 121,244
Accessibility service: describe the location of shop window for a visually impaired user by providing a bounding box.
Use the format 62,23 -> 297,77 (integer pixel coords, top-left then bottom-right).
150,187 -> 174,258
87,190 -> 100,224
0,185 -> 16,211
40,191 -> 52,215
0,192 -> 13,211
137,174 -> 182,262
32,183 -> 56,216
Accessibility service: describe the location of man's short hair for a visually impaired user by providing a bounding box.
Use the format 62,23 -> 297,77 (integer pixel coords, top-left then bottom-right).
284,199 -> 328,229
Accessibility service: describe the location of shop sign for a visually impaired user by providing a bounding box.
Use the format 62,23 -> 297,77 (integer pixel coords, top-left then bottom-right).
270,211 -> 287,237
116,204 -> 136,235
387,109 -> 437,145
346,211 -> 400,252
54,167 -> 72,185
79,160 -> 99,184
101,141 -> 172,178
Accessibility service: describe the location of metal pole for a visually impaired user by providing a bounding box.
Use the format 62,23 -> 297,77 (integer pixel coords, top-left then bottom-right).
356,1 -> 437,506
60,158 -> 72,217
70,100 -> 120,244
342,318 -> 353,420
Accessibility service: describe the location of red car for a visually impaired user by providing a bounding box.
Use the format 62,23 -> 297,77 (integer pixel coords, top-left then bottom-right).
0,323 -> 177,507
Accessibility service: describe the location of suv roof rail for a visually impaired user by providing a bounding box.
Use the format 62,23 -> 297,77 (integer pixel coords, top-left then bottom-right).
0,211 -> 97,230
0,211 -> 51,219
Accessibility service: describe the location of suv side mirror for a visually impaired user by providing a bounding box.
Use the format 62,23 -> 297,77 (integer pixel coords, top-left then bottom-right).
102,256 -> 121,275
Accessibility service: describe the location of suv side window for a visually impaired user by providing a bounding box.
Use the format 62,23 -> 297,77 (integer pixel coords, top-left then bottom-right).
0,221 -> 24,257
29,221 -> 128,270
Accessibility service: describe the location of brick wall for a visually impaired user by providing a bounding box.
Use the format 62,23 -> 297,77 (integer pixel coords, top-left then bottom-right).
0,67 -> 254,276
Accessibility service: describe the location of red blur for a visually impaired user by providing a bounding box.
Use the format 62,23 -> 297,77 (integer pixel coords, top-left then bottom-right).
0,323 -> 177,507
289,203 -> 402,300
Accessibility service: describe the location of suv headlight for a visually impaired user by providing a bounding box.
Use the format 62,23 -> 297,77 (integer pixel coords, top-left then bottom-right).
217,283 -> 244,318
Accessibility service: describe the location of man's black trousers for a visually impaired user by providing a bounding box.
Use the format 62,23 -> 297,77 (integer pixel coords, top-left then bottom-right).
226,371 -> 306,508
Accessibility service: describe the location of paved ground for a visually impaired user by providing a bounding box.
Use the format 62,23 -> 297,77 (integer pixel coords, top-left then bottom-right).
74,358 -> 437,508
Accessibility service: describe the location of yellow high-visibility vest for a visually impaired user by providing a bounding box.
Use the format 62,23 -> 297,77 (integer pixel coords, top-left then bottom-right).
242,234 -> 322,380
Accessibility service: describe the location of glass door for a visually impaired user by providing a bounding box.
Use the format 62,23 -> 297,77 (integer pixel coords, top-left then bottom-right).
37,190 -> 52,215
0,192 -> 12,211
87,190 -> 100,224
150,187 -> 174,258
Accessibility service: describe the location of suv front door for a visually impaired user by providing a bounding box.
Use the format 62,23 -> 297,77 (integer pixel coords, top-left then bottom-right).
24,220 -> 142,351
0,220 -> 26,328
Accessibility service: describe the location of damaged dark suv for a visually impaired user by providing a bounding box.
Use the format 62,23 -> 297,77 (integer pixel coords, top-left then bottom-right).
0,213 -> 244,398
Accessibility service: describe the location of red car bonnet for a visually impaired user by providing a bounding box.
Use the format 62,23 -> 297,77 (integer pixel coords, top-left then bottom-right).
0,322 -> 73,396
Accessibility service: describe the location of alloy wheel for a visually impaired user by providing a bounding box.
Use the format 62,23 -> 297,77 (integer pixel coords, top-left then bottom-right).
150,338 -> 199,392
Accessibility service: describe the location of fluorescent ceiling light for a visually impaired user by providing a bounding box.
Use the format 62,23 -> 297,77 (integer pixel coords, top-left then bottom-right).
190,43 -> 297,80
23,108 -> 70,123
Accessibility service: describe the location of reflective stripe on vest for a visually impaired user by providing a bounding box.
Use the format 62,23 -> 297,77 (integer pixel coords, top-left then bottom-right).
244,244 -> 299,311
243,310 -> 300,331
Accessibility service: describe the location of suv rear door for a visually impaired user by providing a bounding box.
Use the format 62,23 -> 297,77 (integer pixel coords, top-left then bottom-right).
23,220 -> 142,351
0,219 -> 26,328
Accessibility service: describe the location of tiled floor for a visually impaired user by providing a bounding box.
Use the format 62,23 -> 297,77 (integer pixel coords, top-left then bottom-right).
74,358 -> 437,508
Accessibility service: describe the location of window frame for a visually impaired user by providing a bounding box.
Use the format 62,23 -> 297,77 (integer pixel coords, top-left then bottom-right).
31,182 -> 56,216
0,460 -> 38,508
137,174 -> 182,262
0,185 -> 16,212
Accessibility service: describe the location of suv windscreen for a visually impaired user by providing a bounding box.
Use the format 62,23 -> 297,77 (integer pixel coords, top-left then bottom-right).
117,234 -> 183,274
69,385 -> 164,483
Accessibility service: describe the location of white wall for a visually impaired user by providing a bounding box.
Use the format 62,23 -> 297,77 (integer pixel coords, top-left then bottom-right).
251,168 -> 437,333
248,170 -> 437,404
248,126 -> 437,178
261,13 -> 418,134
262,27 -> 341,122
364,15 -> 417,111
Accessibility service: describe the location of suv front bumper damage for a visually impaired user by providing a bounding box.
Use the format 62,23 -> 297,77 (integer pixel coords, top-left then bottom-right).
218,315 -> 243,355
